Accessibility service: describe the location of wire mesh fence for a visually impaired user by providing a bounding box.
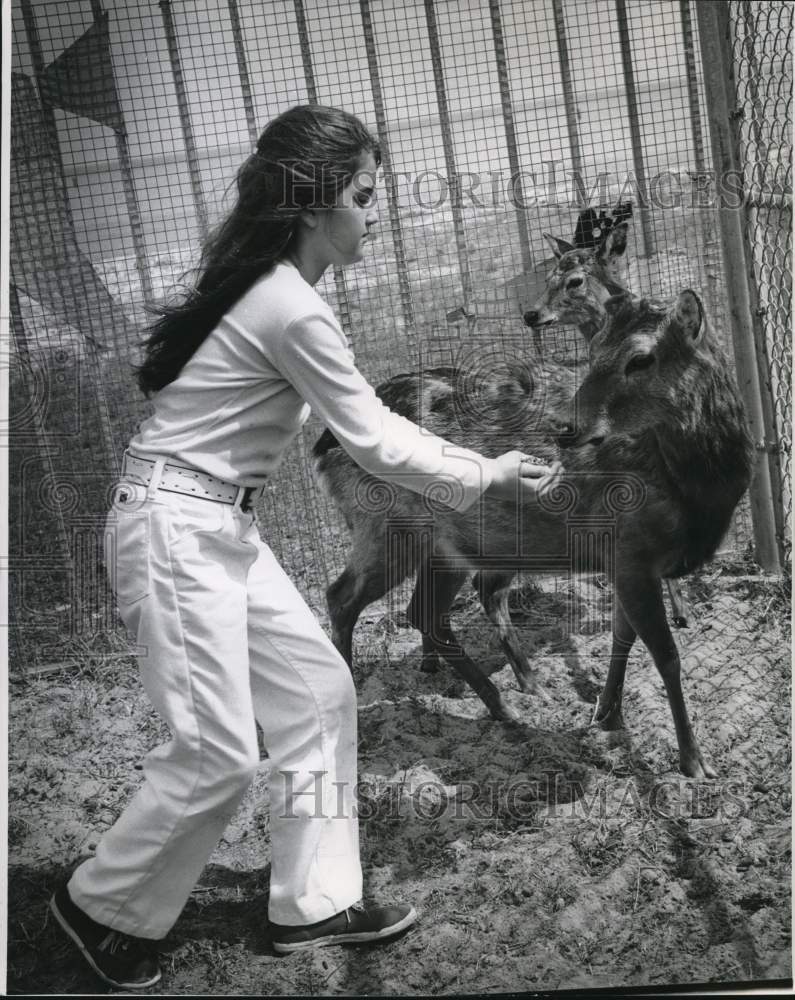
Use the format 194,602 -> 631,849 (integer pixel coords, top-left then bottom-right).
729,0 -> 793,562
8,0 -> 792,667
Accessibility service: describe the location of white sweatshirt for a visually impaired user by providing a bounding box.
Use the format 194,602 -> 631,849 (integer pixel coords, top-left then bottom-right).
129,260 -> 496,512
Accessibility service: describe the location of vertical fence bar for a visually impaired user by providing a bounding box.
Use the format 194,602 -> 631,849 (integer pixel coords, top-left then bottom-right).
551,0 -> 583,185
293,0 -> 318,103
159,0 -> 209,240
615,0 -> 654,256
680,0 -> 721,326
680,0 -> 707,174
112,131 -> 155,304
424,0 -> 473,314
292,0 -> 353,336
488,0 -> 533,275
359,0 -> 415,336
227,0 -> 259,146
89,0 -> 154,306
696,0 -> 782,572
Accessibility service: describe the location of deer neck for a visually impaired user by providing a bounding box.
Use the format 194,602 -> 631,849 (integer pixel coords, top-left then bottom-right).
578,272 -> 627,342
576,298 -> 610,342
578,315 -> 607,342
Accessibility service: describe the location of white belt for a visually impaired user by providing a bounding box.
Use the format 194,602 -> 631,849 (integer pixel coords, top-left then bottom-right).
120,452 -> 261,510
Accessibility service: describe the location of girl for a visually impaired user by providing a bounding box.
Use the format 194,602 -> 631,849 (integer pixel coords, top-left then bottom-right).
50,105 -> 556,991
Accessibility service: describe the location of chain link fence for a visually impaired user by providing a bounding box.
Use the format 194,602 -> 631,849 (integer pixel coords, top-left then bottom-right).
8,0 -> 792,667
729,0 -> 792,561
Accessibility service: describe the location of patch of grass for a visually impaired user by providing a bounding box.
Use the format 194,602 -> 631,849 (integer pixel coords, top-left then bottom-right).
556,926 -> 603,971
538,872 -> 581,912
571,822 -> 631,877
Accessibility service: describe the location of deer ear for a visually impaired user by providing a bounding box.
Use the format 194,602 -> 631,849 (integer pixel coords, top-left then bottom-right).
672,289 -> 704,343
598,221 -> 629,260
543,233 -> 575,258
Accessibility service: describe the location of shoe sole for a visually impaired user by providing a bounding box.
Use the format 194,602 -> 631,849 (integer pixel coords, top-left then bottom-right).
49,895 -> 162,991
272,906 -> 417,954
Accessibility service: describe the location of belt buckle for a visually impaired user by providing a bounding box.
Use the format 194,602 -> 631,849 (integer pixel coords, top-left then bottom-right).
240,486 -> 257,512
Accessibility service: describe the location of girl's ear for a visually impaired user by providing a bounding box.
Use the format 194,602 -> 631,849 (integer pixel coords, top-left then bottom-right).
299,207 -> 320,230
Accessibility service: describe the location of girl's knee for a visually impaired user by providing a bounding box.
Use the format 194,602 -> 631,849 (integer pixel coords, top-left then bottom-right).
198,735 -> 260,791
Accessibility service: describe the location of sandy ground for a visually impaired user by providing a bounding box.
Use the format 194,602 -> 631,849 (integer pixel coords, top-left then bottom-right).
7,557 -> 791,995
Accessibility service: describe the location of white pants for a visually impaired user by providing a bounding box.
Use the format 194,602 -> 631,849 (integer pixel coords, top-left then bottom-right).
69,480 -> 362,939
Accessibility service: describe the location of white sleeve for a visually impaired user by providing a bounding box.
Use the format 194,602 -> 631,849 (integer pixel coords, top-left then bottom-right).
273,310 -> 496,511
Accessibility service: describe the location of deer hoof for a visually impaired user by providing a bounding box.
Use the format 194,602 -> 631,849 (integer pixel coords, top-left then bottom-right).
519,676 -> 552,704
490,699 -> 518,723
680,749 -> 717,780
592,697 -> 624,731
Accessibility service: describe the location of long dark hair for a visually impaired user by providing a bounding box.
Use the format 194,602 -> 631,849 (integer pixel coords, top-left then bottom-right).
136,105 -> 380,396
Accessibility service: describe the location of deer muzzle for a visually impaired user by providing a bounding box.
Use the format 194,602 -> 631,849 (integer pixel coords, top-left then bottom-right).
523,307 -> 557,329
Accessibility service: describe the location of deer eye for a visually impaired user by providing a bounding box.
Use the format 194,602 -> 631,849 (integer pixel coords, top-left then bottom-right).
566,275 -> 584,290
624,353 -> 656,375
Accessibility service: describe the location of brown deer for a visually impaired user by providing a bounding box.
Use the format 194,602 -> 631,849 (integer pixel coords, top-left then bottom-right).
524,217 -> 691,627
313,290 -> 754,779
522,219 -> 631,340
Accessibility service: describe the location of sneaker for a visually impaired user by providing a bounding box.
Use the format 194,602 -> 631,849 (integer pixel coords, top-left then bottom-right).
271,900 -> 417,954
49,884 -> 162,990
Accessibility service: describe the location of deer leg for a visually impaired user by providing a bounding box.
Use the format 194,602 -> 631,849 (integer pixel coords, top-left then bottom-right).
473,570 -> 543,695
327,567 -> 376,666
592,598 -> 636,731
411,559 -> 442,675
665,578 -> 690,628
327,537 -> 416,667
420,631 -> 441,673
615,573 -> 715,779
406,558 -> 514,722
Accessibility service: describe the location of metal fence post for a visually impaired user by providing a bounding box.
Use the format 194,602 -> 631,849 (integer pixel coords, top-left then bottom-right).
488,0 -> 533,275
292,0 -> 353,338
293,0 -> 318,103
159,0 -> 210,241
696,0 -> 782,573
359,0 -> 416,336
680,0 -> 722,328
615,0 -> 655,257
551,0 -> 583,185
424,0 -> 474,315
89,0 -> 154,306
227,0 -> 259,146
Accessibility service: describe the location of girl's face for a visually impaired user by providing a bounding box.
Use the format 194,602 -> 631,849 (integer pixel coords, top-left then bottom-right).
317,151 -> 379,267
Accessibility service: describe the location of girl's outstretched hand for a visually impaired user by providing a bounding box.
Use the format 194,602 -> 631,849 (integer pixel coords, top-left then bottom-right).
484,451 -> 564,504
